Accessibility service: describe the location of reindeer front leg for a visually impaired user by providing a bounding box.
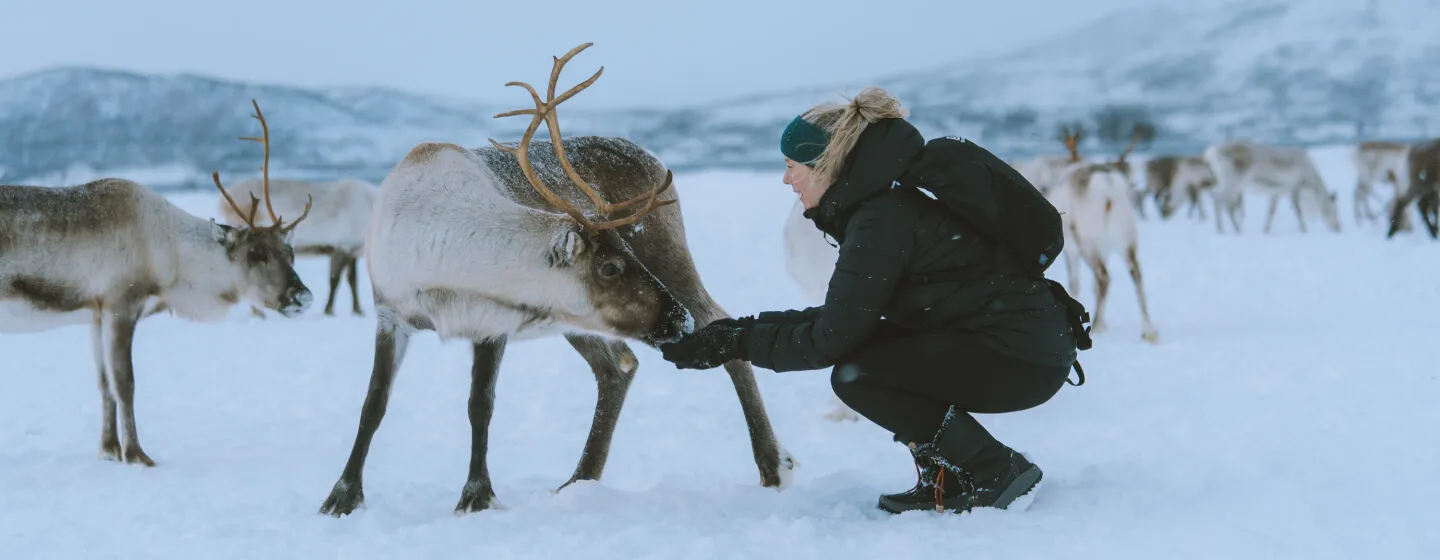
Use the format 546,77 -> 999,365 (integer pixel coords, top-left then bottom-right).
456,335 -> 506,513
558,333 -> 636,491
1289,189 -> 1308,233
90,312 -> 121,462
1263,194 -> 1282,234
683,298 -> 795,489
101,297 -> 155,467
320,311 -> 412,516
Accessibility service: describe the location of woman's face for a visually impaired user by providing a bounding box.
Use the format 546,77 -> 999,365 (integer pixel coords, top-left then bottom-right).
784,158 -> 827,209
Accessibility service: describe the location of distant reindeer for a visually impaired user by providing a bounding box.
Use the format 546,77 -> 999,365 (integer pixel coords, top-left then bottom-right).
1046,131 -> 1159,343
1203,140 -> 1341,235
317,43 -> 794,517
1351,141 -> 1410,227
779,198 -> 860,422
1143,155 -> 1217,220
1386,138 -> 1440,239
0,99 -> 313,466
218,177 -> 377,316
1015,128 -> 1085,195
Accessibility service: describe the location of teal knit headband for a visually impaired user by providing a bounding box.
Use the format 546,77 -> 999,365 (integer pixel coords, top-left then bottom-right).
780,115 -> 831,166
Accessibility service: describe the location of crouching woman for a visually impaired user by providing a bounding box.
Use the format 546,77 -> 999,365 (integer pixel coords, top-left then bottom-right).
658,87 -> 1085,514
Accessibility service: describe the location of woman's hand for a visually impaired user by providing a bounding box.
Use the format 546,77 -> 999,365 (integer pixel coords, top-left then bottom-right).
659,317 -> 753,370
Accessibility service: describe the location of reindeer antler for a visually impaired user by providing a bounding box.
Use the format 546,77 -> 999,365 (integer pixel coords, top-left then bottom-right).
1115,125 -> 1144,165
212,99 -> 312,234
1061,127 -> 1082,163
486,42 -> 675,231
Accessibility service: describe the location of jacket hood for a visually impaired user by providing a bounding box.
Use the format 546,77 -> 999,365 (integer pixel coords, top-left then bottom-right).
803,118 -> 926,237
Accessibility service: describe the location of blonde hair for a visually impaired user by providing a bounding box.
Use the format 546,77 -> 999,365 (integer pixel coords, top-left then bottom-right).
799,87 -> 909,187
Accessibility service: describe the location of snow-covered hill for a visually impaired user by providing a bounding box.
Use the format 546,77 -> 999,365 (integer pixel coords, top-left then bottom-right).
3,0 -> 1438,189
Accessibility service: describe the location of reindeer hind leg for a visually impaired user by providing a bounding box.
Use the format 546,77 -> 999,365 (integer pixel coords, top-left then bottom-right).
1125,243 -> 1159,343
1084,251 -> 1111,334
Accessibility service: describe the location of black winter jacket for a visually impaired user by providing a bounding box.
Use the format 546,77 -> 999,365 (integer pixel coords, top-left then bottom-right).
745,118 -> 1078,373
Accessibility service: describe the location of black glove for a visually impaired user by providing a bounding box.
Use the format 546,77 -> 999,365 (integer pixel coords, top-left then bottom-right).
660,318 -> 752,370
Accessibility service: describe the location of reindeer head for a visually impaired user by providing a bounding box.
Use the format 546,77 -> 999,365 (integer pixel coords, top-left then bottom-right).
1318,189 -> 1342,233
489,42 -> 691,346
211,100 -> 315,317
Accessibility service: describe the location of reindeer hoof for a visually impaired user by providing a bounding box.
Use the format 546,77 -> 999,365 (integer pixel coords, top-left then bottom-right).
1141,329 -> 1160,344
123,447 -> 156,467
99,439 -> 122,462
774,446 -> 799,490
319,480 -> 364,517
454,482 -> 497,514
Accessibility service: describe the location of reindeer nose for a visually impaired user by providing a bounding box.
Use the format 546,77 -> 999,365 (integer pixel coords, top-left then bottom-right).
285,285 -> 313,313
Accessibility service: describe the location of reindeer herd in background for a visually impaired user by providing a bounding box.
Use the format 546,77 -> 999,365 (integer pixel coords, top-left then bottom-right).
4,41 -> 1440,512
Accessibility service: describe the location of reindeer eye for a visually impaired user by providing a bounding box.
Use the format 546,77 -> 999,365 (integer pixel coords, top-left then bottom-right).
599,261 -> 623,279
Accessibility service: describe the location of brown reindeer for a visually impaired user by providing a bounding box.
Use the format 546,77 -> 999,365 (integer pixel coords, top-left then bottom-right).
0,99 -> 313,466
1386,138 -> 1440,239
1143,155 -> 1217,220
317,43 -> 795,517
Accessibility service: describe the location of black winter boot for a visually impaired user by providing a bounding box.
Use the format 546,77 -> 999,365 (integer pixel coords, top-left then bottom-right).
881,406 -> 1044,514
877,444 -> 975,514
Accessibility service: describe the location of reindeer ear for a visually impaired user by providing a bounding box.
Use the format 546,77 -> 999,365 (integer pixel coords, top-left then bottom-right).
210,219 -> 238,248
547,227 -> 587,268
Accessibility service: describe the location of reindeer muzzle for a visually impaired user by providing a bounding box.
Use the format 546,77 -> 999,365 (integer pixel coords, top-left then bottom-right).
279,285 -> 314,317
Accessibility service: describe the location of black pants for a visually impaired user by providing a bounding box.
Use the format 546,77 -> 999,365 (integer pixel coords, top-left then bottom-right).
830,329 -> 1072,464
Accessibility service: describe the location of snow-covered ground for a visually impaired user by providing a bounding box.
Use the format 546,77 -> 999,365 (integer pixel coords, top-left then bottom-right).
2,145 -> 1437,559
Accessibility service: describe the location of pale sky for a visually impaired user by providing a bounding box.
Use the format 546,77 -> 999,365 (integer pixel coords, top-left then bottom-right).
0,0 -> 1174,109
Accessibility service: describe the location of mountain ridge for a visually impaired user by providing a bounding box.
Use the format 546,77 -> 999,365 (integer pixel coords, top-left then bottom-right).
3,0 -> 1437,190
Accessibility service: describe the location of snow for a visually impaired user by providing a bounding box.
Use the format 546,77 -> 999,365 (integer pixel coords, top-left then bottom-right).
2,145 -> 1439,558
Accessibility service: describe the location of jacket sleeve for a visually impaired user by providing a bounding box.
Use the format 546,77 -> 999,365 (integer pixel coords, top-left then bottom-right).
745,204 -> 913,372
755,307 -> 823,324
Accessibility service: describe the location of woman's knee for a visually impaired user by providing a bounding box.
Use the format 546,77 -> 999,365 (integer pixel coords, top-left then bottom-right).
829,360 -> 868,404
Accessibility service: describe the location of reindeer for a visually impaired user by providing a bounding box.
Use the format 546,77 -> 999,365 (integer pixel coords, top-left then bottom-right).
0,99 -> 313,466
1045,136 -> 1159,343
1351,141 -> 1413,229
1203,140 -> 1341,235
317,43 -> 795,517
1386,138 -> 1440,239
1143,155 -> 1217,220
217,177 -> 377,316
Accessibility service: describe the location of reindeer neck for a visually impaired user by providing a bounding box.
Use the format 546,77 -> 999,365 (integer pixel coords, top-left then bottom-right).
155,214 -> 242,322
